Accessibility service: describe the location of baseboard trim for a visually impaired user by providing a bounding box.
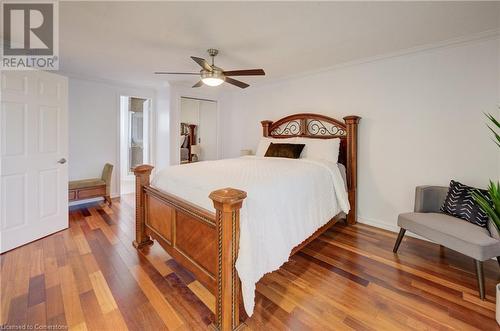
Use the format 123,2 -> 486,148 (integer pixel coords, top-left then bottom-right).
357,216 -> 432,242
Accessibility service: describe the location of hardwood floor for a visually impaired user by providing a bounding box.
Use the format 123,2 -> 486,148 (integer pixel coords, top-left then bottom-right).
1,194 -> 499,330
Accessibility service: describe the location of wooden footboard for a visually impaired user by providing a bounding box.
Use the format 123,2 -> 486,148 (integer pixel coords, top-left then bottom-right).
133,165 -> 245,331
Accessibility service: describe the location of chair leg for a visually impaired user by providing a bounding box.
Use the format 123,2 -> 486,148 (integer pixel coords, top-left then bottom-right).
475,260 -> 485,300
496,257 -> 500,269
105,195 -> 112,206
393,228 -> 406,253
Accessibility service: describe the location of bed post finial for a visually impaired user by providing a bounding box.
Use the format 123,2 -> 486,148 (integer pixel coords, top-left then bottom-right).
261,120 -> 273,137
343,116 -> 361,225
209,188 -> 247,331
133,164 -> 154,249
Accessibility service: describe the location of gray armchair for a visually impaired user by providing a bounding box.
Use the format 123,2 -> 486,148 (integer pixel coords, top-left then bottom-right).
394,186 -> 500,300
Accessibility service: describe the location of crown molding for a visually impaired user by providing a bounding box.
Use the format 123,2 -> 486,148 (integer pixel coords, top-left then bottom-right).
245,28 -> 500,91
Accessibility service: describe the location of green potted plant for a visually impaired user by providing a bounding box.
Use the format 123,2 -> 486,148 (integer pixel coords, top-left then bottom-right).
472,113 -> 500,233
471,111 -> 499,324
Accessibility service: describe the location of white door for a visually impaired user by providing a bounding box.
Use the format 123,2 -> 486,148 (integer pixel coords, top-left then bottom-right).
0,70 -> 68,253
198,100 -> 217,161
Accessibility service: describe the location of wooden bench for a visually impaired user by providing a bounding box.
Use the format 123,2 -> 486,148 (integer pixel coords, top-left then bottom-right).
69,163 -> 113,206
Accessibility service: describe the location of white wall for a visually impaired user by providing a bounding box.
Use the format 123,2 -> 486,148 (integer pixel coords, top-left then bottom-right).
68,77 -> 156,198
220,37 -> 500,232
155,86 -> 171,171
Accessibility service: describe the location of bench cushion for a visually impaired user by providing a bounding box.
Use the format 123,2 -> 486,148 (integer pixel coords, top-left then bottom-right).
398,212 -> 500,261
69,178 -> 106,190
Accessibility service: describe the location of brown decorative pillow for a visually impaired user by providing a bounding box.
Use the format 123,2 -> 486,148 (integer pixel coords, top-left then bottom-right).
264,143 -> 305,159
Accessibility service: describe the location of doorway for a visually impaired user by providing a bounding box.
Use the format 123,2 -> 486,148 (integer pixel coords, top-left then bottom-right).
120,96 -> 152,194
180,97 -> 218,164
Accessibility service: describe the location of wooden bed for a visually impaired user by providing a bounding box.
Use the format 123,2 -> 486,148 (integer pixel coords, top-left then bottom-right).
133,113 -> 360,331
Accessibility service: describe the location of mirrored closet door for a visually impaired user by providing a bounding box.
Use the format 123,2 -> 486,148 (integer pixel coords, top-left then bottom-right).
180,97 -> 217,164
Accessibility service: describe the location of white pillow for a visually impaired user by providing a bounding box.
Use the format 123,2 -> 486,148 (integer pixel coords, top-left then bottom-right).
255,137 -> 297,156
295,137 -> 340,163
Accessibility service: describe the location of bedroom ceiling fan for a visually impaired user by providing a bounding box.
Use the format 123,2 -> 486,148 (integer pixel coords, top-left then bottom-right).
154,48 -> 265,89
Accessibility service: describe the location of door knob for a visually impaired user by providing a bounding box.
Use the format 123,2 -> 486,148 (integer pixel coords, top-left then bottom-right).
57,158 -> 67,164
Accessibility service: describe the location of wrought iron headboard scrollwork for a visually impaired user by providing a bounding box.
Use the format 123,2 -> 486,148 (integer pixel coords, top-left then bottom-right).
264,113 -> 347,138
306,119 -> 346,136
261,113 -> 361,224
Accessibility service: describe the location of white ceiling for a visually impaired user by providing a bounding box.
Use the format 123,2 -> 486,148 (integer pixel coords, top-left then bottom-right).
58,1 -> 500,89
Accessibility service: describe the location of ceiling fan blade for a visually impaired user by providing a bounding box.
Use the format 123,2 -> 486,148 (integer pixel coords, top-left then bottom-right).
154,72 -> 199,75
191,56 -> 212,71
223,69 -> 265,76
192,81 -> 204,88
225,77 -> 249,89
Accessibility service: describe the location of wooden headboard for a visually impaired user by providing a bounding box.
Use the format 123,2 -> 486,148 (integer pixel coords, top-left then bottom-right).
261,113 -> 361,224
180,123 -> 197,162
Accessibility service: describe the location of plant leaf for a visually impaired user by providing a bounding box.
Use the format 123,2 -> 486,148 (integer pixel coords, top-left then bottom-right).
485,112 -> 500,148
486,112 -> 500,130
472,188 -> 500,230
488,125 -> 500,147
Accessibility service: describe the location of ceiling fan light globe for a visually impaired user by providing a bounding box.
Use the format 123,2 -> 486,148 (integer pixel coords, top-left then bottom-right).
202,77 -> 225,86
200,69 -> 225,87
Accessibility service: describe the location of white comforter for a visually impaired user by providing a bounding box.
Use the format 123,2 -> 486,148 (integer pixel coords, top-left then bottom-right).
152,156 -> 350,315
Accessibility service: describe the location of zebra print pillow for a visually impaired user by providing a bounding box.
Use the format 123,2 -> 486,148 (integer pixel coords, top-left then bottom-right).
441,180 -> 490,227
